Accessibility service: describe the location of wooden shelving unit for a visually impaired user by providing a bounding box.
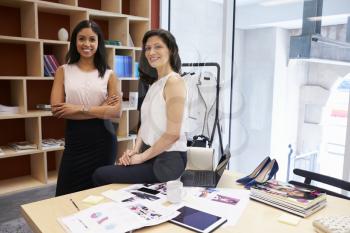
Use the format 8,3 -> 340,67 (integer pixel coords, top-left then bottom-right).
0,0 -> 150,195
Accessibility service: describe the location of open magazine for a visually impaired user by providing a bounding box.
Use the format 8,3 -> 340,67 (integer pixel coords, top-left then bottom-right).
251,179 -> 326,209
58,202 -> 179,233
59,183 -> 179,233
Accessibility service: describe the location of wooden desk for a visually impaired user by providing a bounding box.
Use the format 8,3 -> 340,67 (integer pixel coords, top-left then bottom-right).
21,171 -> 350,233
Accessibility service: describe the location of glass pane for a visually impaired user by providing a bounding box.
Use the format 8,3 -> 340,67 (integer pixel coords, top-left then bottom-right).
233,0 -> 350,192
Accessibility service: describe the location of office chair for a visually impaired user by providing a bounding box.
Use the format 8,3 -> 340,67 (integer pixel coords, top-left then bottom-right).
289,168 -> 350,200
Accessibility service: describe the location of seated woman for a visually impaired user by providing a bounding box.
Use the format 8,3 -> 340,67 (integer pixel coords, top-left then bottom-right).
93,29 -> 188,185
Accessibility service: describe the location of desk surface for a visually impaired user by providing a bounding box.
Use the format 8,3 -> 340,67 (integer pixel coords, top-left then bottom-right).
21,171 -> 350,233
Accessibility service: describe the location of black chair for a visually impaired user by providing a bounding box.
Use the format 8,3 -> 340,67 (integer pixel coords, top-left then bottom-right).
288,168 -> 350,200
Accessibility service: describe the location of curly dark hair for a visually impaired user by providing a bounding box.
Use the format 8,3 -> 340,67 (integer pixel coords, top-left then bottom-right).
66,20 -> 108,78
139,29 -> 181,85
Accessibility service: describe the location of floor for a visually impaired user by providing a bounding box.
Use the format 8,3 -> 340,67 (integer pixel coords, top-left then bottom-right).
0,185 -> 56,233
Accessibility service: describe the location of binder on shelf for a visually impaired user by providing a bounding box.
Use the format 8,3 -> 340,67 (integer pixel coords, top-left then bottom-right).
44,54 -> 60,77
115,55 -> 133,78
134,62 -> 139,78
115,55 -> 125,77
125,56 -> 132,77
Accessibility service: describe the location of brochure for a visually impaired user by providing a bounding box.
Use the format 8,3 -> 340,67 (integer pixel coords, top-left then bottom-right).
58,202 -> 179,233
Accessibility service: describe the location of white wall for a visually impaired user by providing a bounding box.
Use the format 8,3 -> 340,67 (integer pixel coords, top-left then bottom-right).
170,0 -> 224,64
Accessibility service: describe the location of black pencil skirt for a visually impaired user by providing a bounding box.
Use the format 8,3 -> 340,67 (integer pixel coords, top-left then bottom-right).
55,119 -> 117,196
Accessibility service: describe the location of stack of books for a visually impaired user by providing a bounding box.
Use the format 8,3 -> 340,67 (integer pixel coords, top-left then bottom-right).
250,180 -> 327,217
41,138 -> 65,149
0,104 -> 19,114
105,39 -> 121,46
9,141 -> 37,151
44,54 -> 60,77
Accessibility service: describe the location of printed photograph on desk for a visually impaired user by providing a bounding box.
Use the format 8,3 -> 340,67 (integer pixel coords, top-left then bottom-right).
144,183 -> 167,195
128,203 -> 162,221
193,188 -> 240,206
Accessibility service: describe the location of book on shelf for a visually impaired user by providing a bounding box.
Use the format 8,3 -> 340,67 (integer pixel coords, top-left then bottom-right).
41,138 -> 65,149
115,55 -> 133,78
134,62 -> 139,78
9,141 -> 37,151
128,34 -> 135,47
0,104 -> 19,114
36,104 -> 51,111
105,39 -> 121,46
250,179 -> 327,217
44,54 -> 59,77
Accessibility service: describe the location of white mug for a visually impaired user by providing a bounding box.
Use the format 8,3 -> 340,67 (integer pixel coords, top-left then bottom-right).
167,180 -> 185,203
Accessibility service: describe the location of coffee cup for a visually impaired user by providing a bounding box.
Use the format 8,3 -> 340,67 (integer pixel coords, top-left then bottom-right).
166,180 -> 186,203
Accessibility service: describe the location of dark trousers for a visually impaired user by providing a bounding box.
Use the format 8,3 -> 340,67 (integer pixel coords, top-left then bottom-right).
92,143 -> 187,186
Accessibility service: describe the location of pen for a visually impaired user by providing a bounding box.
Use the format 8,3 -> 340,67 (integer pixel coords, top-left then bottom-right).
70,198 -> 80,211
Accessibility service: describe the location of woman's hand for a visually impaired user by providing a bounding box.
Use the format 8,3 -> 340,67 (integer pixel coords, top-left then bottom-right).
118,150 -> 145,166
102,95 -> 120,106
51,103 -> 81,118
129,153 -> 145,165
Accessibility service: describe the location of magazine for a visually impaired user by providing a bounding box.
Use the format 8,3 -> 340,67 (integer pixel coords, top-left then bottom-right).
250,195 -> 326,217
58,202 -> 180,233
8,141 -> 37,151
42,138 -> 65,149
250,179 -> 326,209
0,104 -> 19,114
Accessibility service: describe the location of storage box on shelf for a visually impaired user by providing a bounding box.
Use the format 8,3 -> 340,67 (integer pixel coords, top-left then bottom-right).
0,0 -> 150,195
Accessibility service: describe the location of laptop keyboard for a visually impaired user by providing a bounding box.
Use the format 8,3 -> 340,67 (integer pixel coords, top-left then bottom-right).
194,171 -> 215,185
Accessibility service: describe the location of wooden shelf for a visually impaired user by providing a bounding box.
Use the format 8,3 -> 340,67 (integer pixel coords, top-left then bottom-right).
0,0 -> 150,195
0,176 -> 45,196
47,170 -> 58,184
0,147 -> 41,159
42,146 -> 64,152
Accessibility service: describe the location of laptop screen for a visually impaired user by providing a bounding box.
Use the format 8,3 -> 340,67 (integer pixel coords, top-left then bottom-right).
215,146 -> 231,178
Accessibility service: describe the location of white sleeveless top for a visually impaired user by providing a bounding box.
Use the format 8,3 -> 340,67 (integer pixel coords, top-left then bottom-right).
139,72 -> 188,152
63,64 -> 113,106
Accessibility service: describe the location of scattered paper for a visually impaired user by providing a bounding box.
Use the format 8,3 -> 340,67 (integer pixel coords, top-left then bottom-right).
58,202 -> 180,233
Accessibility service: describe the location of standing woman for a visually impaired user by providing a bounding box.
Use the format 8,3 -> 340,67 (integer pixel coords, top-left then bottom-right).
51,20 -> 121,196
93,29 -> 187,185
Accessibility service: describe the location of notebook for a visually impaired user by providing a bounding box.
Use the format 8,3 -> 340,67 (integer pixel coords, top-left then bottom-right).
181,146 -> 231,187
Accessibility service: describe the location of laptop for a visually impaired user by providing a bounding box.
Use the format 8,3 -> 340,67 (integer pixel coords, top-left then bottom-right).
181,146 -> 231,188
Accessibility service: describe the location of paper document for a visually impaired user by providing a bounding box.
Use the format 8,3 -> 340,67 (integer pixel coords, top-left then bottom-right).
184,187 -> 250,226
58,202 -> 179,233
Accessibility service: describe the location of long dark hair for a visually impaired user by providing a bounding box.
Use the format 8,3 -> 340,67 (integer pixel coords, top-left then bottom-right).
139,29 -> 181,85
66,20 -> 108,78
